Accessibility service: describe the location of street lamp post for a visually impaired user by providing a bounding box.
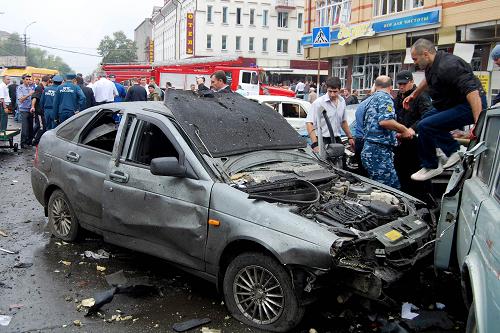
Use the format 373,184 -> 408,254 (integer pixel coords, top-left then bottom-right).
24,21 -> 36,59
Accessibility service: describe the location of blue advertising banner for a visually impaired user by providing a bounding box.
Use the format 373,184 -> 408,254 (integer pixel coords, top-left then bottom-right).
302,7 -> 441,48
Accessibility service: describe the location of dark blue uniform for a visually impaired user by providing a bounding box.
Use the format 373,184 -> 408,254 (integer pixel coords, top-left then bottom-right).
113,82 -> 126,102
41,85 -> 59,130
361,91 -> 400,189
53,82 -> 86,123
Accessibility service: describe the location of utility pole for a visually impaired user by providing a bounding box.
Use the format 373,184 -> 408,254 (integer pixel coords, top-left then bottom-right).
23,21 -> 36,62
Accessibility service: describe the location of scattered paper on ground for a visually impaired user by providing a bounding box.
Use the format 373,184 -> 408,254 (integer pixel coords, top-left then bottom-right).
81,298 -> 95,307
96,265 -> 106,272
0,315 -> 12,326
401,302 -> 420,320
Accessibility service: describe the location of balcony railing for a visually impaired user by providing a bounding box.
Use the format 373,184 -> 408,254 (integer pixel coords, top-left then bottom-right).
275,0 -> 295,10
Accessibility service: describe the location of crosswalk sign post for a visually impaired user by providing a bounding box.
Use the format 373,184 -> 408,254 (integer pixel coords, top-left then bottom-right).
312,26 -> 331,94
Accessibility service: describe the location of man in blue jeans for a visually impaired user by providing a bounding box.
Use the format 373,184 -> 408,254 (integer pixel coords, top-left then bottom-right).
17,74 -> 35,149
404,39 -> 487,181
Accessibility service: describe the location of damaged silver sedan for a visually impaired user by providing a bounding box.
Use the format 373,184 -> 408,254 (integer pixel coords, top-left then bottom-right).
31,91 -> 434,332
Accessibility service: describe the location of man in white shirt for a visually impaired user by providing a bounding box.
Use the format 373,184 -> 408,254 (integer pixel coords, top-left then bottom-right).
0,75 -> 11,131
140,77 -> 149,96
306,77 -> 355,153
295,79 -> 305,99
92,73 -> 118,104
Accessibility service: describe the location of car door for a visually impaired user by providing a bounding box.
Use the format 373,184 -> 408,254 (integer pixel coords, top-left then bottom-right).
101,111 -> 213,271
239,70 -> 259,95
57,109 -> 119,228
456,114 -> 500,264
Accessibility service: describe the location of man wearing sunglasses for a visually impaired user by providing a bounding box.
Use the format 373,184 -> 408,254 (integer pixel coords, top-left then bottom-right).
306,77 -> 354,153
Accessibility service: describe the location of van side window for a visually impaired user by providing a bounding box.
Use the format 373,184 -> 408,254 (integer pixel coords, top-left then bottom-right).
477,116 -> 500,185
125,119 -> 178,166
241,72 -> 251,84
282,103 -> 306,118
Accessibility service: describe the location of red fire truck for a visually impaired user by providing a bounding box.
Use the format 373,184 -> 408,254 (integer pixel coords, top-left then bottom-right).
101,56 -> 295,97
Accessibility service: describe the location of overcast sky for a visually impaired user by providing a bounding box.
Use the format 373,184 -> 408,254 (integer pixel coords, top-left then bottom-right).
0,1 -> 161,74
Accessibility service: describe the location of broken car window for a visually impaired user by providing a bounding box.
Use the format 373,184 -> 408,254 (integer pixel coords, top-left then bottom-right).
477,115 -> 499,185
79,110 -> 121,153
125,120 -> 178,166
57,111 -> 95,141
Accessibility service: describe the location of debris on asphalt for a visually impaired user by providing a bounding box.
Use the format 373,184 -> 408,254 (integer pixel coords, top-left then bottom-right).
0,315 -> 12,326
435,302 -> 446,310
59,260 -> 72,266
107,314 -> 133,322
172,318 -> 211,332
401,302 -> 419,320
402,310 -> 454,331
81,298 -> 95,307
200,327 -> 221,333
83,288 -> 117,316
84,249 -> 110,260
0,247 -> 16,254
0,229 -> 7,237
105,270 -> 128,287
0,282 -> 12,289
13,262 -> 33,268
73,319 -> 82,326
96,265 -> 106,272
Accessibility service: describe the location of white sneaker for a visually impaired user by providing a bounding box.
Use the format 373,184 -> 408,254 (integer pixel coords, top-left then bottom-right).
442,152 -> 460,169
411,166 -> 444,181
436,148 -> 448,165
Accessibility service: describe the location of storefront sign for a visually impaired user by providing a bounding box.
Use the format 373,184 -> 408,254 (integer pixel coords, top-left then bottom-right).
302,7 -> 441,48
149,39 -> 154,63
337,22 -> 375,46
475,72 -> 490,93
186,13 -> 194,55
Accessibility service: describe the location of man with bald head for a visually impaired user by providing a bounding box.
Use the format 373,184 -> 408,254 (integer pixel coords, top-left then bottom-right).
404,38 -> 486,181
361,75 -> 413,189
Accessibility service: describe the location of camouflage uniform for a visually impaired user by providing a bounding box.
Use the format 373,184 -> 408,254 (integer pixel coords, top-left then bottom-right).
361,91 -> 400,189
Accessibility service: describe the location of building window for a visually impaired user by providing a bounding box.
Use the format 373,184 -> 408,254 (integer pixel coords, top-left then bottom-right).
250,9 -> 255,25
207,34 -> 212,49
262,38 -> 268,52
222,7 -> 228,24
222,35 -> 227,50
352,53 -> 403,91
236,8 -> 242,25
277,39 -> 288,53
298,13 -> 303,29
236,36 -> 241,51
332,58 -> 348,88
249,37 -> 255,51
207,5 -> 213,23
296,40 -> 302,54
316,0 -> 351,26
278,12 -> 288,28
262,9 -> 268,26
373,0 -> 424,17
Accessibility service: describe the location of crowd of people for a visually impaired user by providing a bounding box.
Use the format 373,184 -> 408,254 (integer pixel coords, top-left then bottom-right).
306,39 -> 498,204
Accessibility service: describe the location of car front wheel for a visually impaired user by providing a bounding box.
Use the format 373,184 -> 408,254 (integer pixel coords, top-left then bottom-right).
48,189 -> 79,241
223,252 -> 305,332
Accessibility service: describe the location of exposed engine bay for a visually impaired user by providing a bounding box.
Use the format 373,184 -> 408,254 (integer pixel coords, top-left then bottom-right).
230,161 -> 435,301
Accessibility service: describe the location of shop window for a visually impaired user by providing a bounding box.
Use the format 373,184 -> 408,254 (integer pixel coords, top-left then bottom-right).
316,0 -> 351,27
332,58 -> 348,88
373,0 -> 423,17
352,52 -> 403,91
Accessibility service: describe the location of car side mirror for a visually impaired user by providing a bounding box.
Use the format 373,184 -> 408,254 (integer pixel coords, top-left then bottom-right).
150,157 -> 186,177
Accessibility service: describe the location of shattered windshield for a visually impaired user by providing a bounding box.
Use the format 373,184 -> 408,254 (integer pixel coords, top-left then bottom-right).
164,90 -> 306,157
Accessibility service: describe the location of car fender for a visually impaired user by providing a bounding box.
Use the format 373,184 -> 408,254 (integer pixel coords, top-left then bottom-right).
463,251 -> 488,333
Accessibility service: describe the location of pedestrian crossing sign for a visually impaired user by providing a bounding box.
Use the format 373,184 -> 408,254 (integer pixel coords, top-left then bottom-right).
312,26 -> 330,48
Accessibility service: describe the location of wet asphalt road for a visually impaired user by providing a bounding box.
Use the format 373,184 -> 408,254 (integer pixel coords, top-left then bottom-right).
1,116 -> 467,333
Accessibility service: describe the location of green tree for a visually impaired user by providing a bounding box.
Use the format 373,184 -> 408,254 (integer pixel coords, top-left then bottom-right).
0,33 -> 24,56
97,31 -> 137,63
27,48 -> 72,73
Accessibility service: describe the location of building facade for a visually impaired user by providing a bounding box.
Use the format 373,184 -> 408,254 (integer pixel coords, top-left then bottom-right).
302,0 -> 500,100
151,0 -> 328,80
134,18 -> 154,63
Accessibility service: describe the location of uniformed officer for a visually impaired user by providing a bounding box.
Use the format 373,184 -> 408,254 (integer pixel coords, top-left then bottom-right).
361,76 -> 413,189
41,75 -> 63,130
53,73 -> 86,124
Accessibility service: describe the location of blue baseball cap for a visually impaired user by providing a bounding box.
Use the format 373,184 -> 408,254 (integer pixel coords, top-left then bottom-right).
52,75 -> 63,82
65,73 -> 76,80
491,45 -> 500,60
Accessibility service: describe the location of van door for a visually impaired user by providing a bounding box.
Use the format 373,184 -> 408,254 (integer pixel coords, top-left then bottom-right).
239,70 -> 259,95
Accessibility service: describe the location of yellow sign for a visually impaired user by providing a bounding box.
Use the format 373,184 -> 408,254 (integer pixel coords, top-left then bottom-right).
337,22 -> 375,46
475,72 -> 489,93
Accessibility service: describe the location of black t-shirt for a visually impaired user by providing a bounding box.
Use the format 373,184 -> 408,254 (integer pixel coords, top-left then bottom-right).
32,85 -> 44,115
425,51 -> 484,111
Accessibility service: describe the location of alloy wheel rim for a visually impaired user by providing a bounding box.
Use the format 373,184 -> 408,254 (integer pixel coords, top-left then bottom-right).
51,197 -> 71,236
233,265 -> 284,325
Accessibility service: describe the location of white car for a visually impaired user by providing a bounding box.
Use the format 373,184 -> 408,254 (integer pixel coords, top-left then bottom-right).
246,95 -> 311,133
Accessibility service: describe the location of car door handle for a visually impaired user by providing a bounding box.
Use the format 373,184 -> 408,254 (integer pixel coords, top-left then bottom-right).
471,203 -> 479,217
66,151 -> 80,162
109,170 -> 129,183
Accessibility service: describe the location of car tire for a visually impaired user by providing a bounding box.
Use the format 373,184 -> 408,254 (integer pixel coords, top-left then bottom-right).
223,252 -> 305,332
466,301 -> 477,333
48,189 -> 79,241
